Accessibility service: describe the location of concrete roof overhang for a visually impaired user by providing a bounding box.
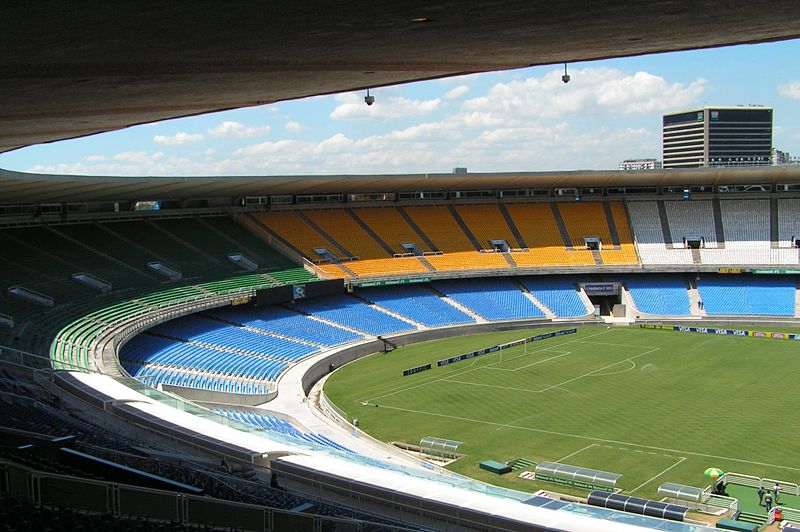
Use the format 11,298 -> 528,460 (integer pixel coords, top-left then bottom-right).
3,1 -> 800,153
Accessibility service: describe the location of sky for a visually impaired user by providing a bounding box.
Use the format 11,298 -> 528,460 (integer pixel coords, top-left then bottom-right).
1,39 -> 799,177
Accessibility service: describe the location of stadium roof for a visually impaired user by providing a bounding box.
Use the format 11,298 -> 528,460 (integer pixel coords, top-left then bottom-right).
2,166 -> 799,204
3,1 -> 800,153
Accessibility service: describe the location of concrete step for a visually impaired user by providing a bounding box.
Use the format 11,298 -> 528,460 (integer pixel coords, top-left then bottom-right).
502,251 -> 517,268
516,282 -> 556,319
795,280 -> 800,318
396,206 -> 439,252
447,205 -> 482,250
712,198 -> 726,249
439,296 -> 487,322
346,209 -> 395,256
550,203 -> 574,249
656,200 -> 674,247
498,203 -> 527,248
686,286 -> 708,317
603,201 -> 621,247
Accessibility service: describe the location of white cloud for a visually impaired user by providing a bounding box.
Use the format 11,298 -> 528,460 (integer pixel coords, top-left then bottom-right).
444,85 -> 469,100
462,67 -> 706,122
330,93 -> 441,120
778,81 -> 800,100
207,121 -> 270,138
284,120 -> 302,133
112,151 -> 164,162
84,154 -> 105,161
23,66 -> 700,176
152,132 -> 204,145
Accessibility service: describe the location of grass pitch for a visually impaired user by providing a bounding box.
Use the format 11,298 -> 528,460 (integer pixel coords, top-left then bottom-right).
324,326 -> 800,499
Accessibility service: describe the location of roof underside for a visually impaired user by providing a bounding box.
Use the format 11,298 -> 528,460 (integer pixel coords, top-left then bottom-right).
3,1 -> 800,153
3,167 -> 800,204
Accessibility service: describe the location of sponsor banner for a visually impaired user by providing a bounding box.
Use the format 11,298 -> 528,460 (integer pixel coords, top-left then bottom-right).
640,324 -> 793,340
292,284 -> 306,300
535,474 -> 614,492
403,363 -> 432,377
717,268 -> 742,274
357,277 -> 432,288
752,268 -> 800,275
639,324 -> 673,331
437,328 -> 576,368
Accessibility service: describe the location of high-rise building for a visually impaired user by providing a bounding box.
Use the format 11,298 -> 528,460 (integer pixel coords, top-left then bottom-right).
619,158 -> 662,171
772,148 -> 791,165
662,106 -> 772,169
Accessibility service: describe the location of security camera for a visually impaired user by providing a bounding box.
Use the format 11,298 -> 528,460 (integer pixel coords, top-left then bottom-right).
562,74 -> 570,84
365,94 -> 375,106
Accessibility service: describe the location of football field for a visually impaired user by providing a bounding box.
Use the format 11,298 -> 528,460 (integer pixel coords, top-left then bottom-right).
324,326 -> 800,499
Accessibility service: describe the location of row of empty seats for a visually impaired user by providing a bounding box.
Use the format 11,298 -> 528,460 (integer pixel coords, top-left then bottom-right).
247,200 -> 800,277
433,278 -> 545,321
289,294 -> 415,335
120,334 -> 289,384
204,305 -> 364,346
697,275 -> 797,316
118,274 -> 797,395
213,408 -> 352,453
147,315 -> 318,361
520,277 -> 591,318
624,275 -> 692,316
358,284 -> 474,327
248,202 -> 639,276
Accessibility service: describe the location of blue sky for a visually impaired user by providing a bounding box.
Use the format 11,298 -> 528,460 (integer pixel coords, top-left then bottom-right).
2,39 -> 799,176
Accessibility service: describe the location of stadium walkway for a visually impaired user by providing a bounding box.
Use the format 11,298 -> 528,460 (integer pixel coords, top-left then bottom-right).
263,339 -> 435,469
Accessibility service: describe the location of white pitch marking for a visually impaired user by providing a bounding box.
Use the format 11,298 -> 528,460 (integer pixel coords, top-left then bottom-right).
555,443 -> 596,463
574,340 -> 661,350
369,403 -> 800,473
535,346 -> 660,393
487,350 -> 574,372
441,347 -> 655,394
587,360 -> 636,377
628,457 -> 687,494
362,328 -> 614,403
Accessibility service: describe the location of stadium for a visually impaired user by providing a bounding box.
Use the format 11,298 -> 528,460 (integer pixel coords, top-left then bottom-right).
2,164 -> 800,532
4,2 -> 800,531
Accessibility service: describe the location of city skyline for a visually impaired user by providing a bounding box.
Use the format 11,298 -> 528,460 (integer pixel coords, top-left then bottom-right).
1,39 -> 799,177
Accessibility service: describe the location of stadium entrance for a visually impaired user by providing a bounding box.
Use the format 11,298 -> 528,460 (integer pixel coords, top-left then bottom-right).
582,282 -> 623,316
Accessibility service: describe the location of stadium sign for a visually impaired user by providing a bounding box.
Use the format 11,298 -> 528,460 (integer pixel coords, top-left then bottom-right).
403,363 -> 432,377
752,268 -> 800,275
436,328 -> 576,368
534,473 -> 614,492
640,324 -> 794,340
357,277 -> 432,288
717,268 -> 742,274
581,283 -> 618,295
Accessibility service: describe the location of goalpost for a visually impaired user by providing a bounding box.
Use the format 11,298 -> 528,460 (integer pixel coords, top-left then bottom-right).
497,337 -> 528,364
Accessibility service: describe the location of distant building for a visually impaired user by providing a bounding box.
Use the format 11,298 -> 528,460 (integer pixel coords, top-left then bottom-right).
663,106 -> 773,169
452,167 -> 468,174
772,148 -> 792,165
619,159 -> 662,171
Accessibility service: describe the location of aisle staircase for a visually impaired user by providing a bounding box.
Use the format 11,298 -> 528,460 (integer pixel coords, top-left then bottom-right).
795,279 -> 800,318
686,285 -> 707,317
735,510 -> 768,528
510,458 -> 536,471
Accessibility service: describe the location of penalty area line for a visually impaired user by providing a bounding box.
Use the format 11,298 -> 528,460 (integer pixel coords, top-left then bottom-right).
361,328 -> 613,404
